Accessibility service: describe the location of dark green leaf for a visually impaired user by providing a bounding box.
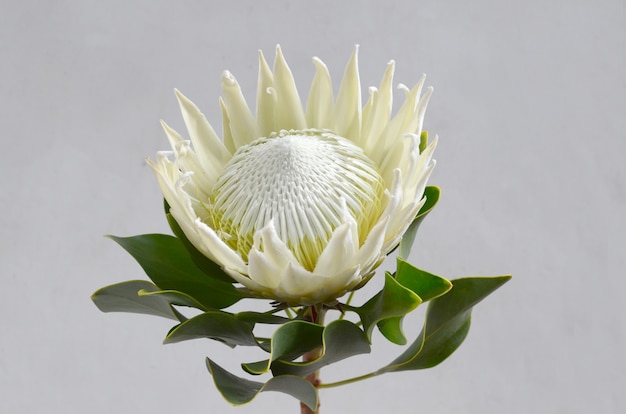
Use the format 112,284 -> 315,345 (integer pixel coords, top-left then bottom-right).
91,280 -> 180,321
377,259 -> 453,345
242,320 -> 324,375
354,272 -> 422,341
207,358 -> 318,410
109,234 -> 246,309
164,311 -> 258,347
380,275 -> 511,373
138,288 -> 208,311
376,318 -> 408,345
271,320 -> 371,377
395,258 -> 452,302
398,185 -> 441,259
235,311 -> 291,325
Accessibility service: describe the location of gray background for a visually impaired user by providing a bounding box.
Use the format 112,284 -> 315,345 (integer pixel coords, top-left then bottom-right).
1,0 -> 624,413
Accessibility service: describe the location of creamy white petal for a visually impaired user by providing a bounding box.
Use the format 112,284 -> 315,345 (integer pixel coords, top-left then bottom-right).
256,50 -> 276,136
383,197 -> 427,253
361,86 -> 377,143
377,168 -> 406,247
170,140 -> 214,197
147,155 -> 182,209
335,46 -> 361,141
219,97 -> 235,153
221,71 -> 258,148
407,86 -> 433,138
375,75 -> 425,161
246,249 -> 282,289
379,134 -> 410,188
275,263 -> 323,299
306,57 -> 334,130
275,263 -> 360,305
160,120 -> 216,188
222,267 -> 267,292
160,119 -> 183,149
317,266 -> 362,299
254,222 -> 301,270
361,60 -> 395,155
194,218 -> 247,274
354,215 -> 389,270
313,220 -> 358,276
246,223 -> 315,290
406,137 -> 438,201
174,89 -> 231,171
273,45 -> 307,130
148,163 -> 219,254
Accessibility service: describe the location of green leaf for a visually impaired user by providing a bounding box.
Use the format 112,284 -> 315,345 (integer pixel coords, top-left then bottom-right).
380,275 -> 511,373
91,280 -> 180,321
235,311 -> 291,325
207,358 -> 318,410
109,234 -> 246,309
242,320 -> 324,375
398,186 -> 441,260
395,258 -> 453,302
354,273 -> 422,341
138,288 -> 209,311
376,318 -> 408,345
164,311 -> 258,347
271,320 -> 371,377
165,212 -> 235,283
377,259 -> 453,345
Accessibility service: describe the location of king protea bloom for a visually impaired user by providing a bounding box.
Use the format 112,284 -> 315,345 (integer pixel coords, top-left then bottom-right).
148,46 -> 437,305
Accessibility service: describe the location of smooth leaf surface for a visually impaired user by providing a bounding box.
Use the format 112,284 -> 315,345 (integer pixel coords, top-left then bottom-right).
109,234 -> 246,309
395,258 -> 452,302
354,272 -> 422,340
377,259 -> 453,345
91,280 -> 180,321
242,320 -> 324,375
271,320 -> 371,377
380,275 -> 511,373
376,317 -> 409,345
398,186 -> 440,259
138,288 -> 209,311
207,358 -> 318,409
165,212 -> 234,283
164,311 -> 258,347
235,311 -> 291,325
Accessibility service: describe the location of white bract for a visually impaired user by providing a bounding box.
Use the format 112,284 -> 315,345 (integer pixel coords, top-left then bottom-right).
148,46 -> 437,305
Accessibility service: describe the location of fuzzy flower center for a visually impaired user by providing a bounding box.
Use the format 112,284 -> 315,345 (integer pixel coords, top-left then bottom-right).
209,129 -> 385,271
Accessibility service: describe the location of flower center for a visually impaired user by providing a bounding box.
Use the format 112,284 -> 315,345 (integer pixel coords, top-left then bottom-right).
210,129 -> 385,271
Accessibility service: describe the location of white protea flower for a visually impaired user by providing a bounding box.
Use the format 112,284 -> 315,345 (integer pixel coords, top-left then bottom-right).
148,46 -> 437,306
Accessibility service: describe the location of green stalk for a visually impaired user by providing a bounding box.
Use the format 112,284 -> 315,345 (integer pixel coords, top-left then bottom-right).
317,371 -> 378,389
300,305 -> 326,414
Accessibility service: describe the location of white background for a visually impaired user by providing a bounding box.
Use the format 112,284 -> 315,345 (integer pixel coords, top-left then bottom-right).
1,1 -> 624,413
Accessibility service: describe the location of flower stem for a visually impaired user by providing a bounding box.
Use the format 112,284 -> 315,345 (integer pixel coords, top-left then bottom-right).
300,346 -> 323,414
300,305 -> 326,414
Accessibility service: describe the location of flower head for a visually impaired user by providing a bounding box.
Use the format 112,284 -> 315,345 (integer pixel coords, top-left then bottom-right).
148,46 -> 437,305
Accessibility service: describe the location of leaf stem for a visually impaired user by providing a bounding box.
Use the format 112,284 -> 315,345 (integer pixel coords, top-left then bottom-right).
317,371 -> 378,389
338,291 -> 356,320
284,307 -> 295,319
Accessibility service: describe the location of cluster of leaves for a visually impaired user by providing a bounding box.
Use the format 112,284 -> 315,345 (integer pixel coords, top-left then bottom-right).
92,186 -> 510,410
